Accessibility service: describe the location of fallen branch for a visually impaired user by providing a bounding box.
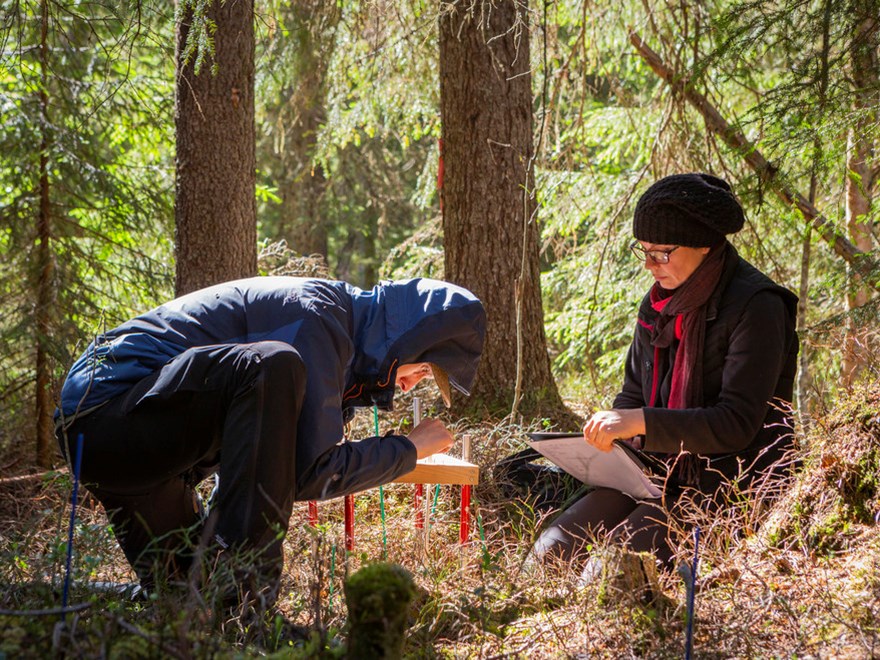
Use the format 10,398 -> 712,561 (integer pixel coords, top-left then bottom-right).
110,614 -> 189,660
0,602 -> 90,616
629,30 -> 880,291
0,469 -> 67,486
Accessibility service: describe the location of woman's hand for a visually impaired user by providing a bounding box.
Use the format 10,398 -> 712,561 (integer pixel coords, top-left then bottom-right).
407,418 -> 454,459
583,408 -> 646,452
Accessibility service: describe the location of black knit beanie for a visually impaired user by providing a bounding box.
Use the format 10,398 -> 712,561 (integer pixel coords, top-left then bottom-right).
632,173 -> 745,247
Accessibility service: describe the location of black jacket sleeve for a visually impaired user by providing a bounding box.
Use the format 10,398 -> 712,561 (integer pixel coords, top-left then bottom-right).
295,434 -> 418,501
292,309 -> 419,500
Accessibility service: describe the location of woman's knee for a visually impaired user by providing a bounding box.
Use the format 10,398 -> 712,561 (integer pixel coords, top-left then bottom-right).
611,502 -> 673,564
531,488 -> 638,563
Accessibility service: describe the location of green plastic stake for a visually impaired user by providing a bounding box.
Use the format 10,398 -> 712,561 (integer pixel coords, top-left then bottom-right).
374,405 -> 388,557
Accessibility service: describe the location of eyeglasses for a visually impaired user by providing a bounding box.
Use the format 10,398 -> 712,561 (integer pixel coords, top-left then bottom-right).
629,241 -> 680,265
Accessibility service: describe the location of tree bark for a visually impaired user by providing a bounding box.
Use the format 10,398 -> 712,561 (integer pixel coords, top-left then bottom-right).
275,2 -> 337,259
440,1 -> 566,418
842,10 -> 878,386
34,0 -> 55,467
796,2 -> 832,423
175,0 -> 257,296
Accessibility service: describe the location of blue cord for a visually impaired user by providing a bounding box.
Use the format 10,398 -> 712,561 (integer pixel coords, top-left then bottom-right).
685,525 -> 701,659
62,433 -> 84,621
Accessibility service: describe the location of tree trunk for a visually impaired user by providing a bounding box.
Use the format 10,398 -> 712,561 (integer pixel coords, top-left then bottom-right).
798,172 -> 819,424
275,2 -> 337,259
842,10 -> 878,386
175,0 -> 257,296
439,1 -> 566,418
34,0 -> 55,467
797,4 -> 832,423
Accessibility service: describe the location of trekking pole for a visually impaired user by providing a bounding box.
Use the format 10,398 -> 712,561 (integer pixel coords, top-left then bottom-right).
61,433 -> 85,622
685,525 -> 701,660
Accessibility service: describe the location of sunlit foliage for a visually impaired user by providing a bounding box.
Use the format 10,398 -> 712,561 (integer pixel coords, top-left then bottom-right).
0,0 -> 176,455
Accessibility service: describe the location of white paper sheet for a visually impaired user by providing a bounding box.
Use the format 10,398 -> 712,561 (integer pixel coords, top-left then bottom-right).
526,435 -> 663,499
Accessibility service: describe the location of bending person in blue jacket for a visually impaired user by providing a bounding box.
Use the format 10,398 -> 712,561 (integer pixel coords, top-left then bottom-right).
55,277 -> 486,610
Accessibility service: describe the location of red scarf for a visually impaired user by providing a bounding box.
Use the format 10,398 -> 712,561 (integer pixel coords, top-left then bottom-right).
642,242 -> 729,487
649,242 -> 729,409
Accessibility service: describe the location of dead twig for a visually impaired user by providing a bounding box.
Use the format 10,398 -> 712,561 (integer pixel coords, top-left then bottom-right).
109,613 -> 189,660
0,602 -> 91,616
0,469 -> 67,486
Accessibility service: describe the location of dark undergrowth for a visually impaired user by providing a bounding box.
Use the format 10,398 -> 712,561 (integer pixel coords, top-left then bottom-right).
2,381 -> 880,657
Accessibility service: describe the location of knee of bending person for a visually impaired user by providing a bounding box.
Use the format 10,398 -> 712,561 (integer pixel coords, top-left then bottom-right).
243,342 -> 306,381
244,340 -> 303,363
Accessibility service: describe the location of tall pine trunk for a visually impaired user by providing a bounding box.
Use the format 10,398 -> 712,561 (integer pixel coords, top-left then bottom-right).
34,0 -> 55,467
439,1 -> 566,418
175,0 -> 257,296
275,2 -> 337,259
842,9 -> 878,386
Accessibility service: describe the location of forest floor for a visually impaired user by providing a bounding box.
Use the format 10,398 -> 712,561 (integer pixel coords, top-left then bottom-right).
1,381 -> 879,658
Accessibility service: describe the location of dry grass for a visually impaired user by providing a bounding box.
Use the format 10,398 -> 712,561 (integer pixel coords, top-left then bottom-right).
2,382 -> 879,657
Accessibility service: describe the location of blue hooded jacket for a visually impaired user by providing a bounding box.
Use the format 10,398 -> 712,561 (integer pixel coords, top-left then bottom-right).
57,277 -> 486,499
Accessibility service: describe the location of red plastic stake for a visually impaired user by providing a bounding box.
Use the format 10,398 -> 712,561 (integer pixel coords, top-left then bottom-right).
459,433 -> 472,544
412,397 -> 425,532
344,494 -> 355,552
308,500 -> 318,527
459,484 -> 471,544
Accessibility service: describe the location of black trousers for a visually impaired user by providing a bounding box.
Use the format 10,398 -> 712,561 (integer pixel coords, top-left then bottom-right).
56,341 -> 307,593
531,488 -> 674,566
532,450 -> 791,571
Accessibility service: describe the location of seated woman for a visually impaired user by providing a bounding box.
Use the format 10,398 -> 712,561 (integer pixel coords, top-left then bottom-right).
532,173 -> 799,569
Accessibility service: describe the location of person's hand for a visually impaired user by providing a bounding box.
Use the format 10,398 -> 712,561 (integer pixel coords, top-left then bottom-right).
407,418 -> 454,460
583,408 -> 646,452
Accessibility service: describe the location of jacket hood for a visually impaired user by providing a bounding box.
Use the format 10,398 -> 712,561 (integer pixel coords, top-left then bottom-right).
344,278 -> 486,409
